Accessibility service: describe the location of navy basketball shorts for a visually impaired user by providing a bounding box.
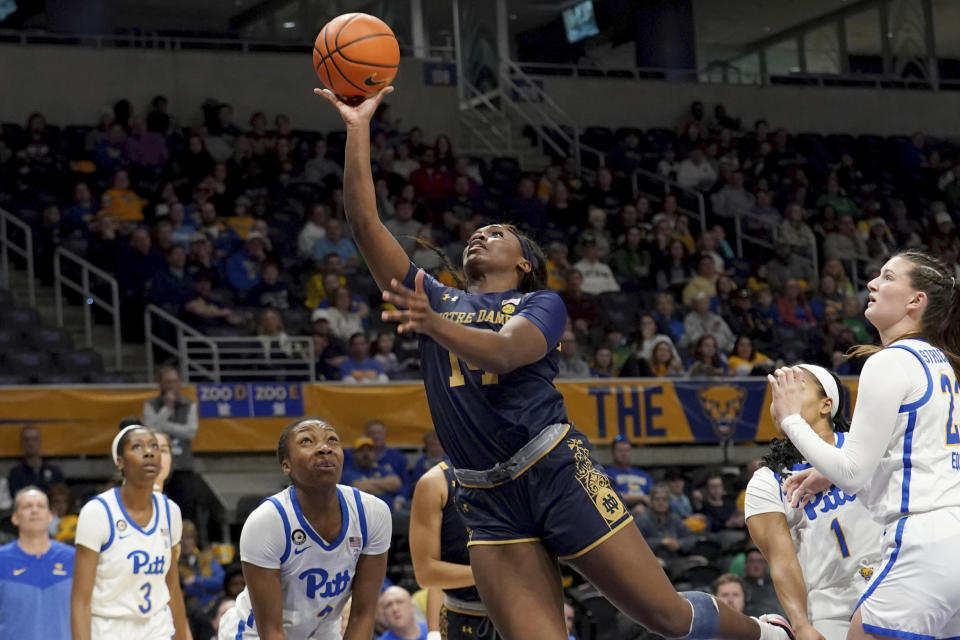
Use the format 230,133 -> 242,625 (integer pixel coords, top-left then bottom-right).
440,606 -> 499,640
458,429 -> 634,559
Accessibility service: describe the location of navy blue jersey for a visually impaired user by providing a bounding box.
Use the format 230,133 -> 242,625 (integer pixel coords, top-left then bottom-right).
438,462 -> 479,603
403,263 -> 568,470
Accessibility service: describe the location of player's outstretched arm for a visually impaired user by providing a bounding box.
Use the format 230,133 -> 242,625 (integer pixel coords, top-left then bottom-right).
314,87 -> 410,293
409,465 -> 475,590
70,545 -> 98,640
343,552 -> 388,640
747,512 -> 824,640
243,562 -> 286,640
381,271 -> 550,374
166,543 -> 191,640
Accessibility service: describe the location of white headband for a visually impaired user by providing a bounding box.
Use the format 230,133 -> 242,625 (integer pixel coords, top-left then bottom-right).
112,424 -> 147,465
797,364 -> 840,418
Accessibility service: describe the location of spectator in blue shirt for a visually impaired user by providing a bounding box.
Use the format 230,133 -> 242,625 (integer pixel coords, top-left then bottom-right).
168,202 -> 198,249
148,245 -> 192,310
376,586 -> 427,640
64,181 -> 96,233
0,486 -> 75,640
225,231 -> 269,293
606,436 -> 653,514
342,437 -> 402,511
312,217 -> 359,269
339,333 -> 389,384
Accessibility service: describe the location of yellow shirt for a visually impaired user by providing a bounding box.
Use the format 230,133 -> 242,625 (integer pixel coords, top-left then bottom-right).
303,274 -> 347,309
102,188 -> 145,222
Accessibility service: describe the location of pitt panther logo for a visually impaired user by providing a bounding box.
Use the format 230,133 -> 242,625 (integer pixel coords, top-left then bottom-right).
697,385 -> 747,439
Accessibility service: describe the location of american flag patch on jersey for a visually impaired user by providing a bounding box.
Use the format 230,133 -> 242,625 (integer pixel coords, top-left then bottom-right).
349,536 -> 362,549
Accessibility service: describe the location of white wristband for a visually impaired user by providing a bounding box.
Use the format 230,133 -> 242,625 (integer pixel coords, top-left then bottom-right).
427,631 -> 442,640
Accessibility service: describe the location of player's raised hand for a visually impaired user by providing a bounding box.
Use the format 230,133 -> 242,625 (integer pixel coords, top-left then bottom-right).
783,467 -> 832,508
768,366 -> 805,425
313,86 -> 394,127
381,269 -> 437,335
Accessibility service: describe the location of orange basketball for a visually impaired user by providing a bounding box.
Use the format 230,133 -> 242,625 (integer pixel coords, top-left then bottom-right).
313,13 -> 400,101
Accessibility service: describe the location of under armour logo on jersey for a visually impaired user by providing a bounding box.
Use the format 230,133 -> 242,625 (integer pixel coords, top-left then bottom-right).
442,294 -> 459,302
127,550 -> 166,575
298,568 -> 351,600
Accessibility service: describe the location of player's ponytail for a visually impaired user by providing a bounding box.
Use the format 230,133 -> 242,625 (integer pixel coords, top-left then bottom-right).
405,235 -> 466,290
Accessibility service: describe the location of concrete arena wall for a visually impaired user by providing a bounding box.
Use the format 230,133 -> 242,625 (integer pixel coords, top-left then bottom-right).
0,43 -> 955,141
0,45 -> 459,137
536,74 -> 960,138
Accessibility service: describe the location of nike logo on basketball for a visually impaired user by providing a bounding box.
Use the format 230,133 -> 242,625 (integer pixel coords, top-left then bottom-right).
364,73 -> 386,87
13,568 -> 25,576
294,546 -> 312,555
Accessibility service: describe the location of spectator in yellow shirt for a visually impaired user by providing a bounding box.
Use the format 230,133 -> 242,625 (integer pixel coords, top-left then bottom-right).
100,169 -> 145,222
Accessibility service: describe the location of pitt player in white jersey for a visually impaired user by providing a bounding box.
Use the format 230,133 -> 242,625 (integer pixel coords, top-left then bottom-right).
772,251 -> 960,640
219,417 -> 390,640
747,364 -> 883,640
71,425 -> 189,640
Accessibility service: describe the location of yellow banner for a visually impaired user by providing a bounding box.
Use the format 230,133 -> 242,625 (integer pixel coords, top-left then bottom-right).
0,379 -> 859,457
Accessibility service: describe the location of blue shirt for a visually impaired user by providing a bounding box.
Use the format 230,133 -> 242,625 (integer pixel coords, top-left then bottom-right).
609,467 -> 653,497
0,540 -> 74,640
339,357 -> 386,381
378,622 -> 428,640
225,250 -> 262,292
342,462 -> 400,510
403,262 -> 568,470
313,236 -> 359,263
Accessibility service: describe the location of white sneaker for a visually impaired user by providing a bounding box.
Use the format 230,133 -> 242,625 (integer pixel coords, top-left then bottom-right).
755,614 -> 795,640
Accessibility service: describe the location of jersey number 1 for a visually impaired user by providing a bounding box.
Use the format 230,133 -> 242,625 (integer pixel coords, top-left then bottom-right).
448,352 -> 498,387
830,518 -> 850,559
941,373 -> 960,446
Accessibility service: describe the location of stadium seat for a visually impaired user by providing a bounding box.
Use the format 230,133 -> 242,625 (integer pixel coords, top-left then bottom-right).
567,583 -> 620,640
57,348 -> 104,377
675,562 -> 723,589
5,351 -> 54,382
27,326 -> 74,355
0,288 -> 14,309
0,308 -> 40,333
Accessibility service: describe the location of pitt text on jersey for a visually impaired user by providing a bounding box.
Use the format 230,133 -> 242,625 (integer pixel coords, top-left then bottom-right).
128,550 -> 166,575
298,568 -> 351,600
801,487 -> 856,521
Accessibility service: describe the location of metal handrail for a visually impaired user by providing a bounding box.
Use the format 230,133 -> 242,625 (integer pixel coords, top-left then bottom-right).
53,247 -> 121,370
181,336 -> 317,383
0,28 -> 455,59
0,208 -> 35,307
144,303 -> 218,382
459,79 -> 512,155
734,213 -> 819,285
630,167 -> 707,233
501,59 -> 606,174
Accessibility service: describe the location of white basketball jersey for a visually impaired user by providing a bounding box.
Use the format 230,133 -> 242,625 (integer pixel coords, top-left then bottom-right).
230,484 -> 391,640
745,435 -> 885,623
861,339 -> 960,524
74,488 -> 182,621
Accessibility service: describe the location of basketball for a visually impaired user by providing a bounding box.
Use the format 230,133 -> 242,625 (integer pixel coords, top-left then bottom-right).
313,13 -> 400,101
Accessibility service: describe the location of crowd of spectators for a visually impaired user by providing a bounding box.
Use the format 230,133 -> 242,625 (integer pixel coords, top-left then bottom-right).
4,94 -> 957,380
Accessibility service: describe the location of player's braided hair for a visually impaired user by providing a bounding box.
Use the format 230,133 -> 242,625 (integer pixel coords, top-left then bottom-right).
848,250 -> 960,379
761,368 -> 850,479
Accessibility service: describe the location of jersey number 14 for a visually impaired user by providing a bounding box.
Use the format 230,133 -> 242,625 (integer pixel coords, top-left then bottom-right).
448,352 -> 498,387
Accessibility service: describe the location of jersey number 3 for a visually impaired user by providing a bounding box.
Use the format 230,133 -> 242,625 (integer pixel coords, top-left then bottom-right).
942,373 -> 960,446
138,582 -> 152,614
448,352 -> 498,387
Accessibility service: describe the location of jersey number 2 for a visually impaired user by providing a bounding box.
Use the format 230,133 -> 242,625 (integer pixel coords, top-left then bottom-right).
830,518 -> 850,558
941,373 -> 960,446
448,352 -> 498,387
138,582 -> 152,613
